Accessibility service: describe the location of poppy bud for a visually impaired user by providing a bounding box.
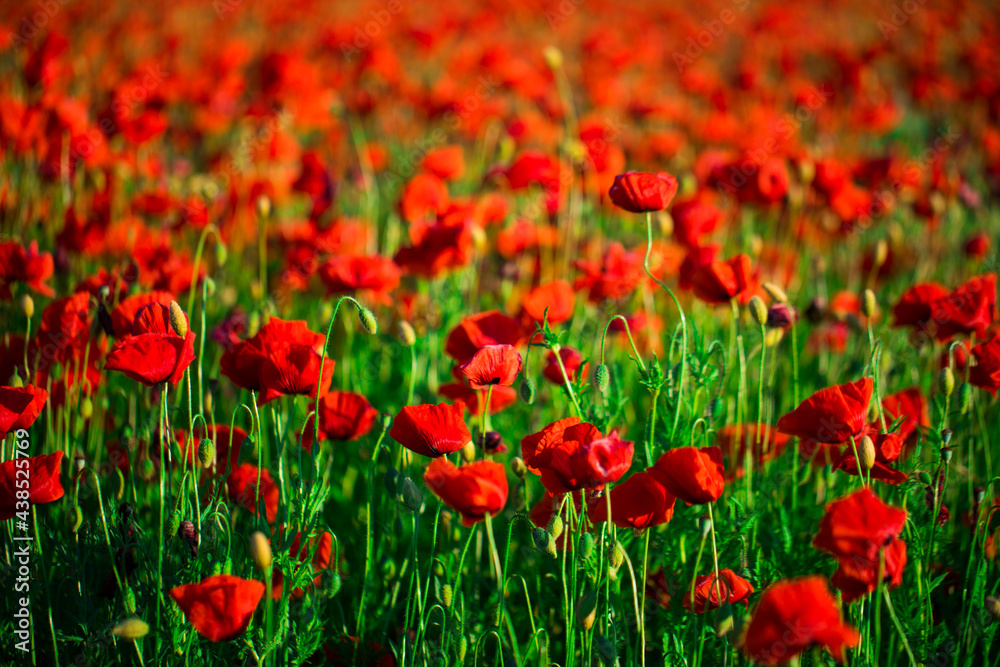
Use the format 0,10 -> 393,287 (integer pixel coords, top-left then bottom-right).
441,583 -> 453,607
204,391 -> 214,414
211,560 -> 223,576
938,367 -> 955,397
543,45 -> 563,69
918,471 -> 932,487
460,440 -> 476,463
519,377 -> 537,404
861,289 -> 877,319
860,435 -> 876,470
607,542 -> 625,569
325,570 -> 342,598
975,486 -> 986,504
169,301 -> 188,338
532,527 -> 556,558
20,294 -> 34,318
762,282 -> 789,304
114,468 -> 126,501
249,531 -> 272,571
576,592 -> 597,630
256,195 -> 272,220
68,505 -> 83,533
397,320 -> 416,347
595,635 -> 617,664
987,596 -> 1000,622
238,435 -> 258,465
168,511 -> 181,538
456,635 -> 468,662
122,586 -> 137,614
748,296 -> 768,327
547,515 -> 565,540
401,477 -> 423,512
766,303 -> 797,330
79,395 -> 94,419
215,243 -> 228,267
112,617 -> 149,640
959,383 -> 972,414
699,514 -> 713,538
579,533 -> 595,560
715,602 -> 734,637
381,412 -> 392,431
180,520 -> 199,556
198,439 -> 215,468
941,447 -> 953,464
358,307 -> 378,335
873,239 -> 889,268
805,297 -> 827,324
510,456 -> 527,478
593,364 -> 610,393
384,467 -> 400,495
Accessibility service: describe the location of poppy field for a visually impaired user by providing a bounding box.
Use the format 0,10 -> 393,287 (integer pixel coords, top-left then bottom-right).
3,0 -> 1000,665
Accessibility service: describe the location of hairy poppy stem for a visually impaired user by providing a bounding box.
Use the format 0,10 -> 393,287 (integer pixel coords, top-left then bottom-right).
315,296 -> 365,448
730,299 -> 750,506
357,422 -> 388,640
599,315 -> 646,373
707,503 -> 723,610
644,211 -> 688,441
552,344 -> 584,419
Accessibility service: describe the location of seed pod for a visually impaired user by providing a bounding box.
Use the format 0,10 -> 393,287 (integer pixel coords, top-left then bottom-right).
939,367 -> 955,397
112,617 -> 149,640
859,435 -> 876,470
397,321 -> 416,347
593,364 -> 610,393
169,301 -> 188,338
579,533 -> 595,560
941,429 -> 953,445
198,438 -> 216,468
381,412 -> 392,431
519,377 -> 537,405
249,531 -> 272,571
861,289 -> 877,318
441,584 -> 453,607
20,294 -> 34,319
941,447 -> 953,464
748,296 -> 768,327
761,282 -> 789,304
510,456 -> 527,478
547,515 -> 565,540
576,592 -> 597,630
959,383 -> 972,414
358,307 -> 378,335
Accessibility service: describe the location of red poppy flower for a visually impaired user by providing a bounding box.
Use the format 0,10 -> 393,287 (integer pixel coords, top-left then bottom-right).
420,145 -> 465,181
679,244 -> 720,291
105,304 -> 196,386
521,419 -> 634,494
608,171 -> 679,213
690,254 -> 754,305
573,243 -> 645,303
438,367 -> 518,416
587,470 -> 675,530
0,241 -> 54,298
0,451 -> 64,520
682,568 -> 754,613
520,280 -> 576,326
219,318 -> 333,404
0,385 -> 48,439
445,311 -> 526,363
964,233 -> 991,259
271,530 -> 333,600
169,575 -> 265,642
227,463 -> 279,523
715,423 -> 790,481
423,458 -> 508,526
543,347 -> 588,385
930,274 -> 997,340
389,402 -> 470,458
301,391 -> 379,451
458,344 -> 522,389
830,537 -> 907,603
777,378 -> 873,448
110,291 -> 177,338
969,336 -> 1000,395
892,283 -> 948,328
740,576 -> 860,665
393,221 -> 473,278
318,255 -> 401,305
399,172 -> 450,223
880,387 -> 928,455
831,432 -> 907,484
651,446 -> 725,505
671,196 -> 721,248
33,292 -> 93,371
812,488 -> 907,564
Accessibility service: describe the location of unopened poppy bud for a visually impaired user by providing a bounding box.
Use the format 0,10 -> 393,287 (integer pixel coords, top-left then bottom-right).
204,391 -> 214,414
384,467 -> 400,495
873,239 -> 889,268
238,435 -> 258,465
748,296 -> 768,327
519,377 -> 537,404
198,438 -> 215,468
168,511 -> 181,538
460,440 -> 476,463
938,367 -> 955,397
918,471 -> 932,487
766,303 -> 797,329
595,635 -> 617,664
543,45 -> 563,69
987,596 -> 1000,622
941,447 -> 953,464
699,514 -> 713,538
593,364 -> 610,393
358,307 -> 378,335
249,531 -> 272,570
397,320 -> 416,347
532,527 -> 556,557
607,542 -> 625,569
762,282 -> 789,304
122,587 -> 137,614
112,617 -> 149,640
547,515 -> 564,540
114,468 -> 125,501
576,592 -> 597,630
401,477 -> 423,512
456,635 -> 468,661
860,435 -> 876,470
256,195 -> 272,219
20,294 -> 34,318
510,456 -> 527,478
325,570 -> 342,597
168,301 -> 188,338
215,243 -> 228,267
441,583 -> 453,607
579,533 -> 595,560
959,383 -> 972,414
381,412 -> 392,431
941,429 -> 953,446
180,520 -> 199,556
861,289 -> 877,318
80,396 -> 93,419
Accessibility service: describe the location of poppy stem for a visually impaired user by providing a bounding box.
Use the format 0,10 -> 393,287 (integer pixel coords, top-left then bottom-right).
707,502 -> 723,609
552,343 -> 584,419
482,385 -> 494,442
315,295 -> 364,447
357,421 -> 388,641
731,299 -> 750,506
689,527 -> 707,609
638,529 -> 651,667
484,513 -> 505,627
849,435 -> 865,488
600,315 -> 646,373
644,211 -> 688,441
